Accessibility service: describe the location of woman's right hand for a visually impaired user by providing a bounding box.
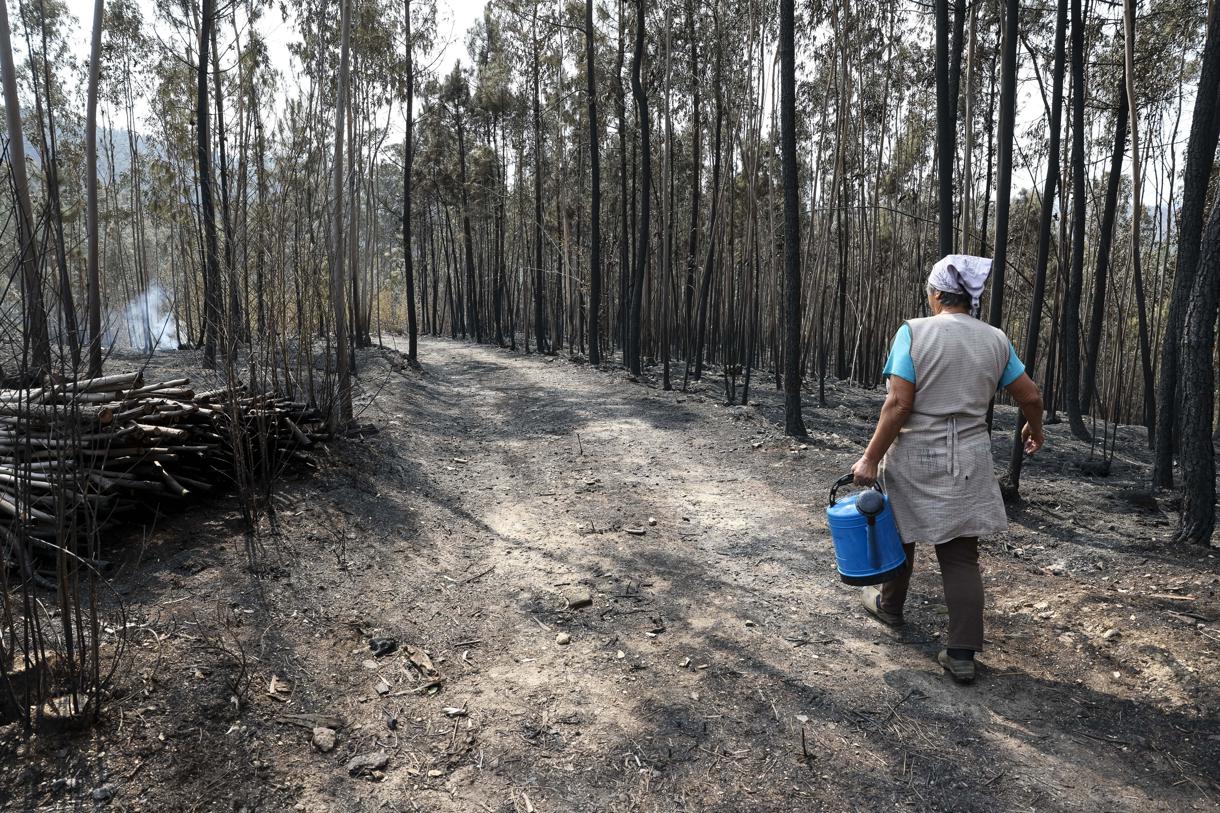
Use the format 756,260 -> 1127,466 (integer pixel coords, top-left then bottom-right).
851,454 -> 879,485
1022,424 -> 1045,455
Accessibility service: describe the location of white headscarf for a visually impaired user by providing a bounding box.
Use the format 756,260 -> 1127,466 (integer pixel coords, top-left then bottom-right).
928,254 -> 993,316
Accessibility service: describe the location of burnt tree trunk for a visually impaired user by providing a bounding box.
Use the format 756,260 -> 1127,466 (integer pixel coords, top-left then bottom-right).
626,0 -> 650,376
987,0 -> 1018,329
1063,0 -> 1089,440
1174,191 -> 1220,544
403,0 -> 419,364
935,0 -> 957,257
85,0 -> 104,376
780,0 -> 806,436
196,0 -> 222,369
690,4 -> 722,384
1003,0 -> 1066,496
683,0 -> 700,364
587,0 -> 602,365
531,8 -> 547,353
1081,74 -> 1127,412
1153,3 -> 1220,486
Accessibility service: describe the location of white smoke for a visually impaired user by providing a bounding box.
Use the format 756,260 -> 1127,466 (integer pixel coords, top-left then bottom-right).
105,283 -> 179,353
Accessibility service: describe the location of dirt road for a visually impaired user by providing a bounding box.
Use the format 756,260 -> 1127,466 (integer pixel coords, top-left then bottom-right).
5,336 -> 1217,812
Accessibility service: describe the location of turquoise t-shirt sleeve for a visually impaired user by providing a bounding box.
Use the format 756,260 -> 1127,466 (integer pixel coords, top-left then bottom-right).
1000,342 -> 1025,387
882,324 -> 915,384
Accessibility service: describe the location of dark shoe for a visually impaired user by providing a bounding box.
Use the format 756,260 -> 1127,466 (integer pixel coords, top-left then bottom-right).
937,649 -> 976,683
861,586 -> 903,626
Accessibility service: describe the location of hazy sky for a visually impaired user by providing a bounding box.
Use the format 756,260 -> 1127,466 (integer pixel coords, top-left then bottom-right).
55,0 -> 1184,205
60,0 -> 489,131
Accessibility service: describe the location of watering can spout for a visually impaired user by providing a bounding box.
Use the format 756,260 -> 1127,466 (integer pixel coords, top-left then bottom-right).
855,489 -> 885,522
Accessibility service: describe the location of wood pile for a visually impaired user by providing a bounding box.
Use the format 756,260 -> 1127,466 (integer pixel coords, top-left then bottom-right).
0,372 -> 324,541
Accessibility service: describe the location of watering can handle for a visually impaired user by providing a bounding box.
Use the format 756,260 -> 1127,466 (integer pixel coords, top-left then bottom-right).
828,473 -> 885,507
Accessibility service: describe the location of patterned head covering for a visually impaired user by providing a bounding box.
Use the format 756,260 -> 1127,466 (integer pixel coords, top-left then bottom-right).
928,254 -> 993,316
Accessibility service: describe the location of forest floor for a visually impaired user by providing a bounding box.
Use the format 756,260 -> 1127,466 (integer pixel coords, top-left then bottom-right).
2,335 -> 1219,813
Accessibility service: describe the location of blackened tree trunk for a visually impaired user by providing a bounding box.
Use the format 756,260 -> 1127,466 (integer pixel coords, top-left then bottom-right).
85,0 -> 104,376
1124,0 -> 1156,444
1081,75 -> 1127,412
329,0 -> 354,430
211,24 -> 240,354
494,121 -> 507,346
1175,188 -> 1220,544
935,0 -> 956,257
253,80 -> 268,338
690,4 -> 721,384
661,5 -> 673,390
30,0 -> 79,370
1153,4 -> 1220,487
683,0 -> 700,360
616,0 -> 628,359
587,0 -> 602,365
455,106 -> 480,343
1004,0 -> 1066,496
987,0 -> 1017,329
531,8 -> 547,354
197,0 -> 222,369
625,0 -> 649,376
780,0 -> 806,436
0,0 -> 50,377
403,0 -> 418,364
1063,0 -> 1089,440
947,0 -> 966,250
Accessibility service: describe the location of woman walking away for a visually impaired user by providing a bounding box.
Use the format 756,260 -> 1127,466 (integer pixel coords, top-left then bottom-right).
850,255 -> 1045,684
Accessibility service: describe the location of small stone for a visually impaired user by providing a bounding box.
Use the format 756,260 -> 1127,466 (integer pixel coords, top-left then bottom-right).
312,727 -> 337,752
92,784 -> 115,802
562,587 -> 593,610
555,632 -> 571,645
647,517 -> 657,527
616,650 -> 626,659
428,769 -> 444,778
1102,628 -> 1120,641
1032,600 -> 1050,611
346,751 -> 389,777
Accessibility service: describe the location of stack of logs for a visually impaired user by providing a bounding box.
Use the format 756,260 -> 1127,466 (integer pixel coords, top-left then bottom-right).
0,372 -> 324,542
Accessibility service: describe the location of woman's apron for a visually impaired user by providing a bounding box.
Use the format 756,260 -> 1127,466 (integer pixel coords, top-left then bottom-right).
879,314 -> 1012,545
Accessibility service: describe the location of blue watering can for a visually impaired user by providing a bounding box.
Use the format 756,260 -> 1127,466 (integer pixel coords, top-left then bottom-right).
826,474 -> 907,585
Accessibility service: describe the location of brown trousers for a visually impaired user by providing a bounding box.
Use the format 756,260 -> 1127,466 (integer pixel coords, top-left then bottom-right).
880,536 -> 984,651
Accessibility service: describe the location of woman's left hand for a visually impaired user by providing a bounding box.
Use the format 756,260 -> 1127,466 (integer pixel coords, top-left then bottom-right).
851,455 -> 878,486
